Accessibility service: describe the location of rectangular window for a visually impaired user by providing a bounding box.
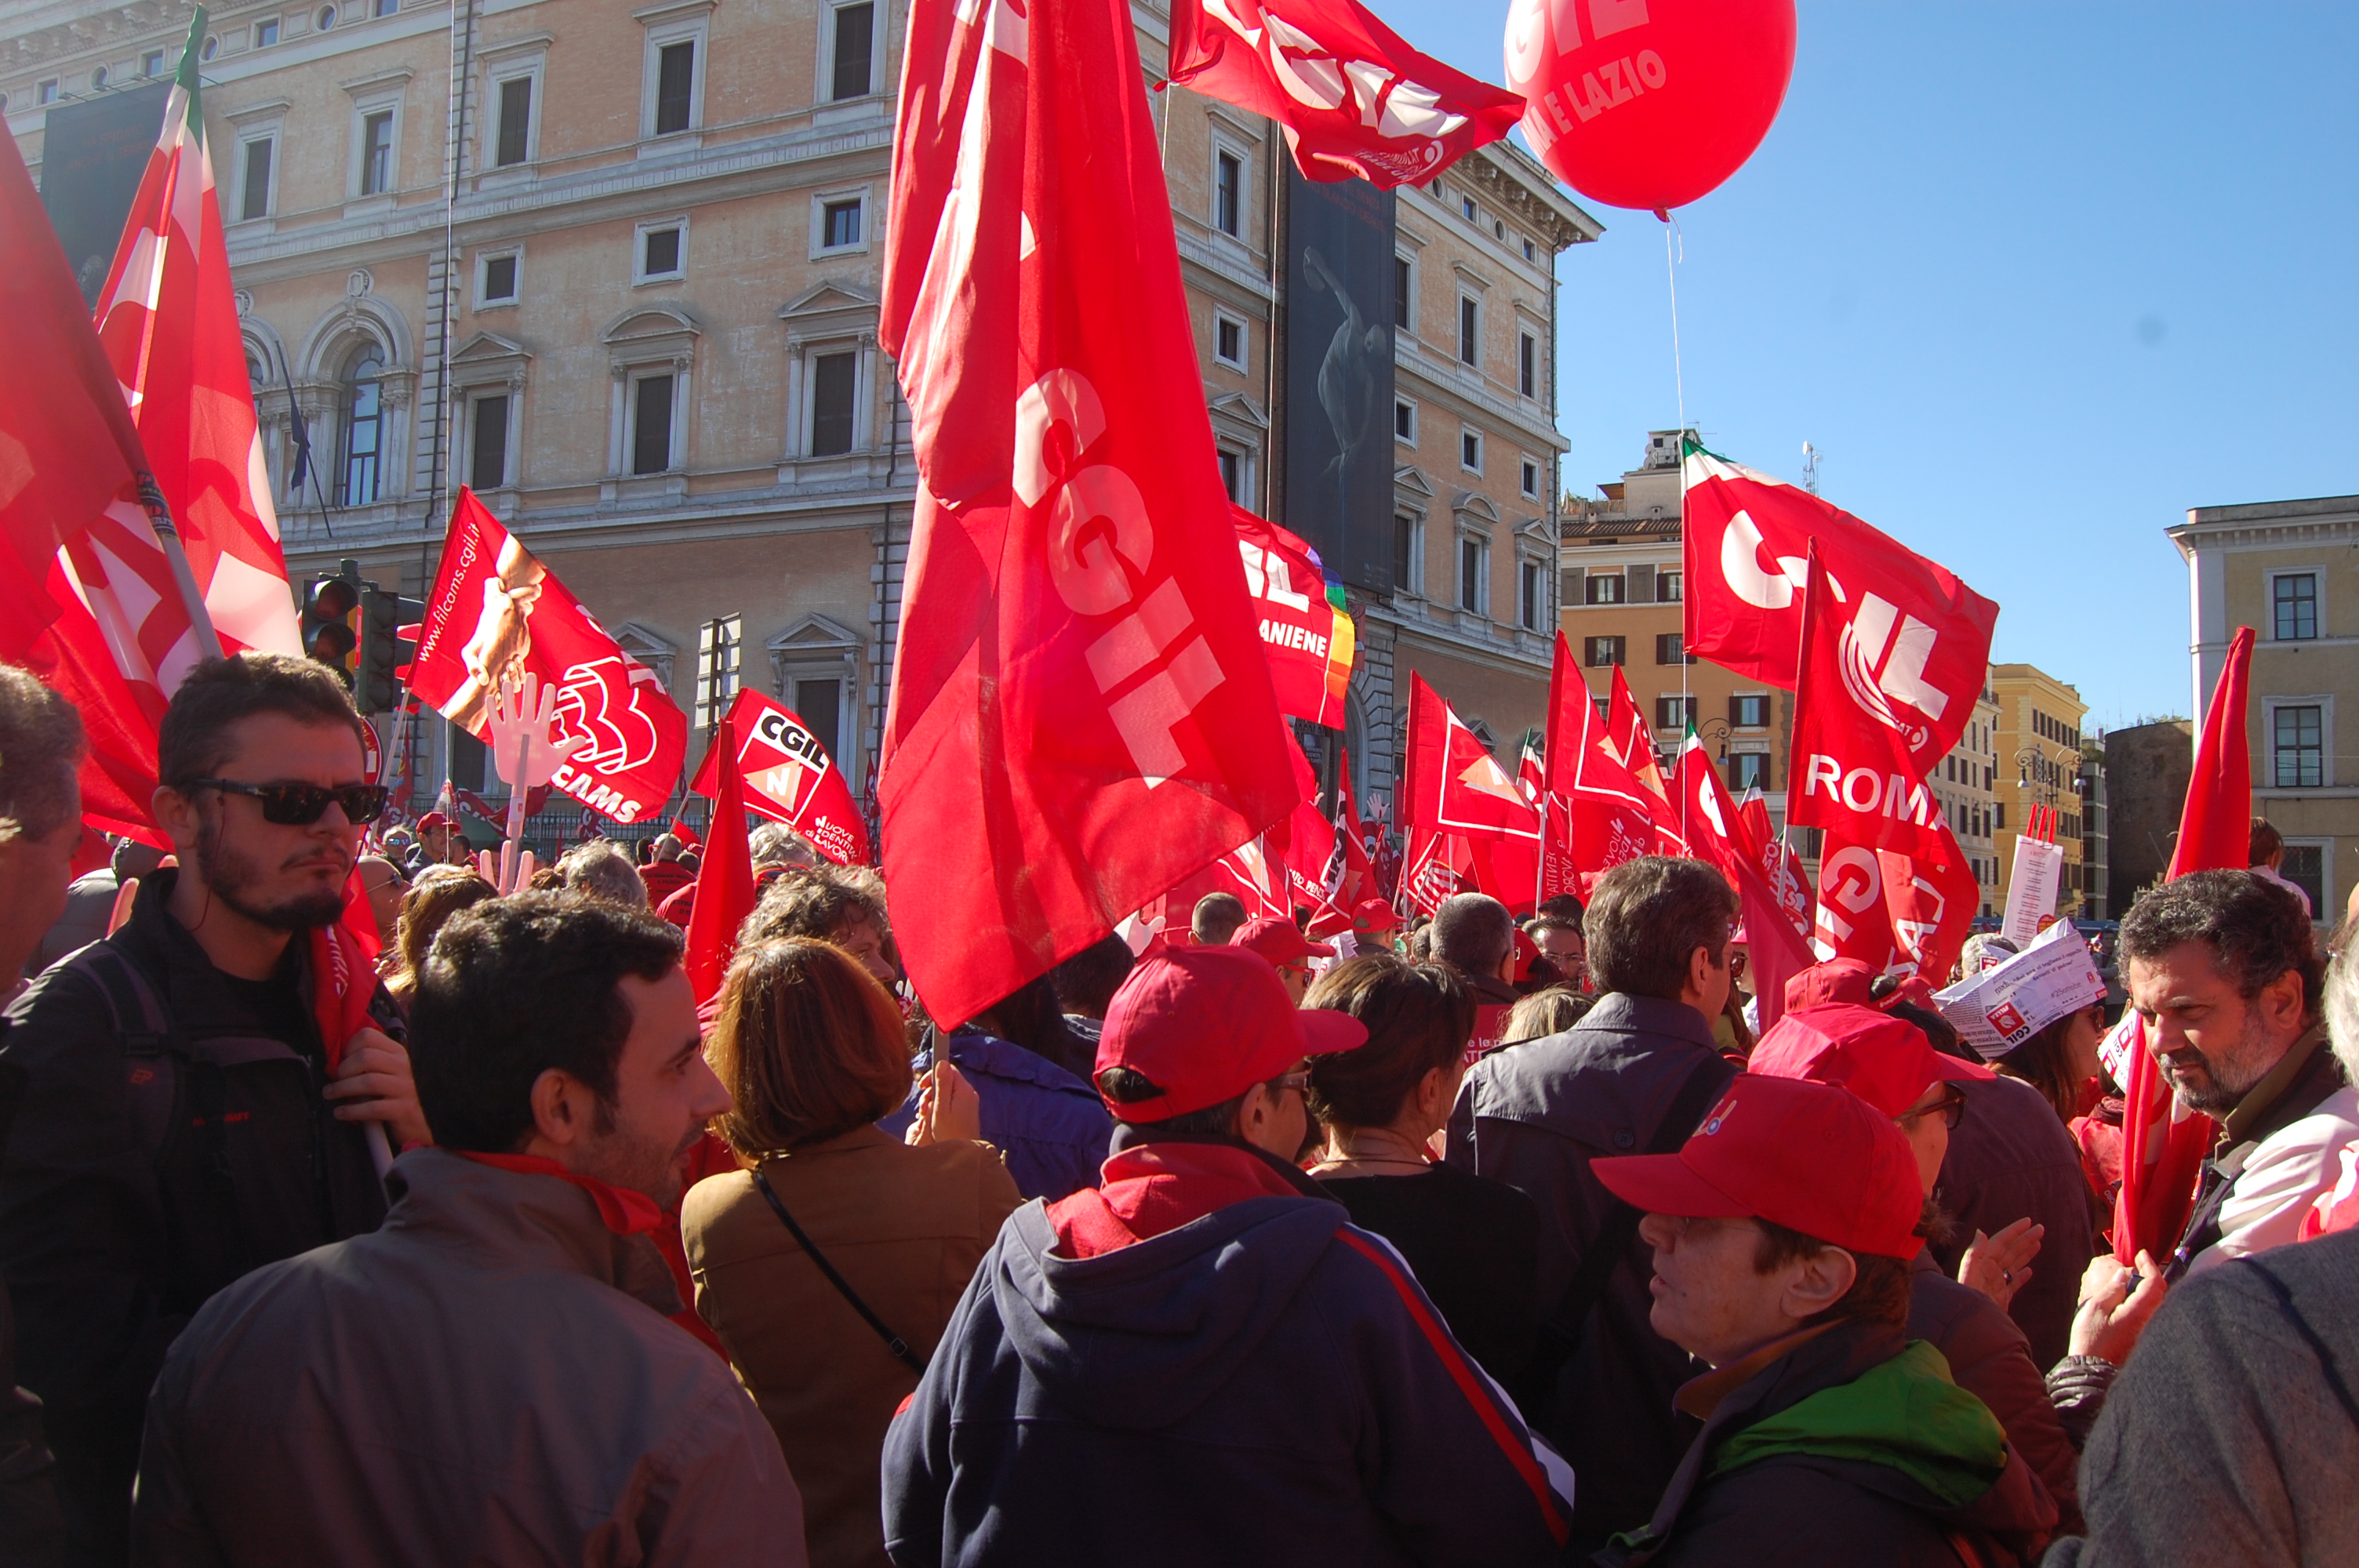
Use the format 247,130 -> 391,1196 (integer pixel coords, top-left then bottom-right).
495,76 -> 533,166
809,351 -> 856,456
1459,296 -> 1478,365
37,81 -> 59,106
1394,514 -> 1416,590
481,252 -> 518,302
794,678 -> 842,764
2281,844 -> 2325,916
1584,636 -> 1625,668
1732,693 -> 1770,728
359,111 -> 394,195
655,40 -> 696,135
1459,537 -> 1484,613
1657,570 -> 1682,602
820,198 -> 863,249
1520,560 -> 1543,630
1656,695 -> 1697,731
2274,704 -> 2324,788
239,138 -> 274,221
1214,150 -> 1242,238
469,395 -> 509,490
642,224 -> 683,279
376,0 -> 398,14
1460,429 -> 1481,471
1655,633 -> 1695,666
1393,256 -> 1411,330
631,375 -> 674,474
830,2 -> 875,100
1461,194 -> 1478,223
1520,458 -> 1539,498
1586,573 -> 1624,605
1519,332 -> 1537,397
142,49 -> 165,76
255,17 -> 280,47
2274,573 -> 2320,641
1394,399 -> 1415,442
1213,314 -> 1245,370
1218,449 -> 1243,504
1730,753 -> 1771,792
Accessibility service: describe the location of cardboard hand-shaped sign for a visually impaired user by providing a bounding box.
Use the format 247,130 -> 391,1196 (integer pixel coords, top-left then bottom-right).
486,673 -> 585,789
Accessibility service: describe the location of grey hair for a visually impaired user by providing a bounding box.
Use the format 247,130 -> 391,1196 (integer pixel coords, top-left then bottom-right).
557,842 -> 649,909
748,822 -> 819,868
0,664 -> 85,844
2330,943 -> 2359,1087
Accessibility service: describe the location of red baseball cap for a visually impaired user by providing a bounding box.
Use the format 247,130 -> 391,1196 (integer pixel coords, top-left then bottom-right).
1230,916 -> 1331,967
1784,959 -> 1875,1012
1747,1003 -> 1991,1118
1352,898 -> 1400,935
1593,1073 -> 1923,1258
416,811 -> 453,830
1096,946 -> 1366,1121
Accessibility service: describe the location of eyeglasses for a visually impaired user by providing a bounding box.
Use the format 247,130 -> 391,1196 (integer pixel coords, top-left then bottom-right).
1899,1083 -> 1969,1131
180,779 -> 390,826
1270,1070 -> 1314,1097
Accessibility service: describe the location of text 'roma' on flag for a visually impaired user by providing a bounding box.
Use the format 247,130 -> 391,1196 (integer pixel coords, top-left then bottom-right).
93,8 -> 301,661
1681,441 -> 1995,768
1165,0 -> 1525,189
878,0 -> 1298,1026
0,115 -> 204,844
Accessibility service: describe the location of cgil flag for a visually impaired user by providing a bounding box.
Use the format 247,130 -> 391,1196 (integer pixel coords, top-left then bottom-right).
878,0 -> 1298,1025
409,491 -> 688,826
683,728 -> 759,1006
690,688 -> 872,866
1166,0 -> 1524,189
93,8 -> 301,662
1234,505 -> 1356,730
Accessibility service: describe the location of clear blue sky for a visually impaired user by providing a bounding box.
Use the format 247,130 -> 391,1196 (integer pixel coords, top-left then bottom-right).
1379,0 -> 2358,731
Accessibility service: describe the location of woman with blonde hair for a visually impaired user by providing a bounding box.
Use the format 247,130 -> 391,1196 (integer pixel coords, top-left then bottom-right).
685,937 -> 1020,1568
383,866 -> 494,1005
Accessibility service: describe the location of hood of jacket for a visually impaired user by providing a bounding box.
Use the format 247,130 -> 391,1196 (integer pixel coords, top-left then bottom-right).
990,1140 -> 1347,1431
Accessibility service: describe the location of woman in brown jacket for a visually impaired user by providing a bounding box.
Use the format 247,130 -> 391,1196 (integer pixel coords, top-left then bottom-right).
685,938 -> 1021,1568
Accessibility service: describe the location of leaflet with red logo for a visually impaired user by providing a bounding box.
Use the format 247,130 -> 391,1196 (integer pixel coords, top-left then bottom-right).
689,688 -> 872,866
410,490 -> 688,826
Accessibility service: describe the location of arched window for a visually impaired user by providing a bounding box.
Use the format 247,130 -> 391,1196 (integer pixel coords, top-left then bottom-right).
337,348 -> 385,505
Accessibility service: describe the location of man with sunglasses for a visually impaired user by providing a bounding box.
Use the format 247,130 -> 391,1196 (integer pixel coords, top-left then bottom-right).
0,653 -> 422,1565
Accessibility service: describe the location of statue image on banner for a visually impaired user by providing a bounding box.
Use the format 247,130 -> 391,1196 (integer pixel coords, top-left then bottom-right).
1283,165 -> 1397,594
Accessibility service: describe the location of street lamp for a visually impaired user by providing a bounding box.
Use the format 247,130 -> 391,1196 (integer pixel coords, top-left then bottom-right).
2013,742 -> 2059,809
1695,717 -> 1732,762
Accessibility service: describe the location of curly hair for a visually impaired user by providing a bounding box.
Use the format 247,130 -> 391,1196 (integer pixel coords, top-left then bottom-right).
2121,869 -> 2325,1018
737,864 -> 888,949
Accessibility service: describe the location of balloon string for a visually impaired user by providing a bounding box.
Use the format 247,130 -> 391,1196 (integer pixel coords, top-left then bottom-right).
1666,216 -> 1690,829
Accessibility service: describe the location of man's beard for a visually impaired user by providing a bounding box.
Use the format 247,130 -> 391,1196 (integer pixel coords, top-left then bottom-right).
197,817 -> 349,931
574,1095 -> 697,1209
2165,1006 -> 2280,1116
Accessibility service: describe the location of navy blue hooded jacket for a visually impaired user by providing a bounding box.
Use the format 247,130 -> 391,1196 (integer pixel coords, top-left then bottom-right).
880,1138 -> 1574,1566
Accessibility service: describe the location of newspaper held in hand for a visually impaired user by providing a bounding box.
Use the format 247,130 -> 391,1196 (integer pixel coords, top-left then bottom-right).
1933,919 -> 2108,1062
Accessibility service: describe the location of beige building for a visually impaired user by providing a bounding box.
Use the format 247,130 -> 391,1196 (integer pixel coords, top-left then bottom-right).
1989,663 -> 2088,919
6,0 -> 1594,835
2170,492 -> 2359,925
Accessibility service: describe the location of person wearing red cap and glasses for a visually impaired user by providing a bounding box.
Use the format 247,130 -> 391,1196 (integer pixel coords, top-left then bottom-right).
1229,913 -> 1330,1004
1749,1004 -> 2082,1535
881,945 -> 1575,1567
1590,1074 -> 2056,1567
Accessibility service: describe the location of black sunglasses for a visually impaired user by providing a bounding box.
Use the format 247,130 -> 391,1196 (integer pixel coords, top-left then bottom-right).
180,779 -> 390,826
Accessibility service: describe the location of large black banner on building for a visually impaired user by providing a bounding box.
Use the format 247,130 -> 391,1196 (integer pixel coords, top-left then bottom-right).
38,82 -> 171,304
1283,165 -> 1396,596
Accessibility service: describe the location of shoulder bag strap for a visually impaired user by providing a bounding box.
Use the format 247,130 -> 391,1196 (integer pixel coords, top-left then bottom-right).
751,1166 -> 927,1377
1515,1054 -> 1736,1420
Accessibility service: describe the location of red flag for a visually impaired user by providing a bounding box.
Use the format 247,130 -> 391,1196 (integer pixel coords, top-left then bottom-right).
1812,822 -> 1979,990
683,733 -> 758,1006
1684,445 -> 1996,768
689,688 -> 871,866
409,491 -> 687,826
1235,505 -> 1356,728
1538,633 -> 1652,899
1605,663 -> 1685,853
93,16 -> 300,660
1168,0 -> 1524,188
878,0 -> 1297,1025
1670,735 -> 1744,884
0,114 -> 202,843
2112,624 -> 2254,1263
1399,673 -> 1539,913
1739,785 -> 1814,945
1673,735 -> 1812,1029
667,814 -> 703,848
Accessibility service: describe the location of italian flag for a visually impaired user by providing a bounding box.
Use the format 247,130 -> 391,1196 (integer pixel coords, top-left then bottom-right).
93,5 -> 302,659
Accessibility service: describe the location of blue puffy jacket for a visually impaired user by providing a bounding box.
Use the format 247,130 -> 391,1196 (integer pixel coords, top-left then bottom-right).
879,1029 -> 1111,1203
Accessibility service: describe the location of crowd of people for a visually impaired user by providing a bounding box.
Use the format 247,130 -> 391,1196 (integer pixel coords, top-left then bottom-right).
2,650 -> 2357,1565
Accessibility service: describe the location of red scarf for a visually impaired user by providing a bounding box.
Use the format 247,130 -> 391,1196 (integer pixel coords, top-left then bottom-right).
1047,1142 -> 1306,1258
305,869 -> 384,1073
455,1152 -> 667,1236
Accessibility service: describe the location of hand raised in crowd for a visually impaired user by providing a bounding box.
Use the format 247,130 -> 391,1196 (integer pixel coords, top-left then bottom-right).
907,1061 -> 982,1147
1958,1216 -> 2045,1311
322,1025 -> 433,1148
2070,1249 -> 2167,1367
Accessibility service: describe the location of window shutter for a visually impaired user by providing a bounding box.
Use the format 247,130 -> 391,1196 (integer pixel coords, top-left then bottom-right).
1629,564 -> 1656,604
1561,567 -> 1583,608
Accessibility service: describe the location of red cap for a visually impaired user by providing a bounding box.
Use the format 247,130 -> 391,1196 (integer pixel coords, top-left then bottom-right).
1593,1073 -> 1924,1258
1511,925 -> 1547,985
1352,898 -> 1400,935
1747,1003 -> 1991,1118
1096,946 -> 1367,1121
1231,916 -> 1330,967
416,811 -> 453,830
1784,958 -> 1875,1012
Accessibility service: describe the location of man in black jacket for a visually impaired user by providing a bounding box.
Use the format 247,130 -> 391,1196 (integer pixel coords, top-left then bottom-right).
1445,855 -> 1739,1551
0,655 -> 422,1566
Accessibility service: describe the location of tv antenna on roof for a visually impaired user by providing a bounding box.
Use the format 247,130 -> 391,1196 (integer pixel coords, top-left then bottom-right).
1801,441 -> 1822,495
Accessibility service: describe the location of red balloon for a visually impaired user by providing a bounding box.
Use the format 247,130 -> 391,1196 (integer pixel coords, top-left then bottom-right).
1503,0 -> 1796,212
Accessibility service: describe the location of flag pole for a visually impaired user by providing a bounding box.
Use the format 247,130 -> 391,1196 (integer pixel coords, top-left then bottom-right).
137,476 -> 226,662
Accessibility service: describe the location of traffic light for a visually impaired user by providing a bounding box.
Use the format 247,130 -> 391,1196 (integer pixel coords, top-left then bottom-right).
358,586 -> 420,713
301,564 -> 362,690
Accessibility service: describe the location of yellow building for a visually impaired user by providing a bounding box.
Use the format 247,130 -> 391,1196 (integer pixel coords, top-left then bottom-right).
1990,664 -> 2088,918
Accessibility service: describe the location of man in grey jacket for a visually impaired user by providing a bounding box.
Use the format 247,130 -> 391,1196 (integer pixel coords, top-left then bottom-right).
132,894 -> 806,1566
1445,855 -> 1740,1552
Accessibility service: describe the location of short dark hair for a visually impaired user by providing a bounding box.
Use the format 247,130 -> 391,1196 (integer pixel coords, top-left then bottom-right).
711,937 -> 912,1154
1430,893 -> 1514,975
0,663 -> 85,842
409,892 -> 685,1152
2249,817 -> 2284,866
1585,856 -> 1737,1001
1888,998 -> 1981,1067
158,653 -> 369,786
2121,869 -> 2325,1018
1303,956 -> 1474,1131
1534,894 -> 1585,923
1525,914 -> 1582,940
1752,1219 -> 1911,1327
1049,934 -> 1135,1018
1096,1064 -> 1251,1137
1191,892 -> 1249,945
